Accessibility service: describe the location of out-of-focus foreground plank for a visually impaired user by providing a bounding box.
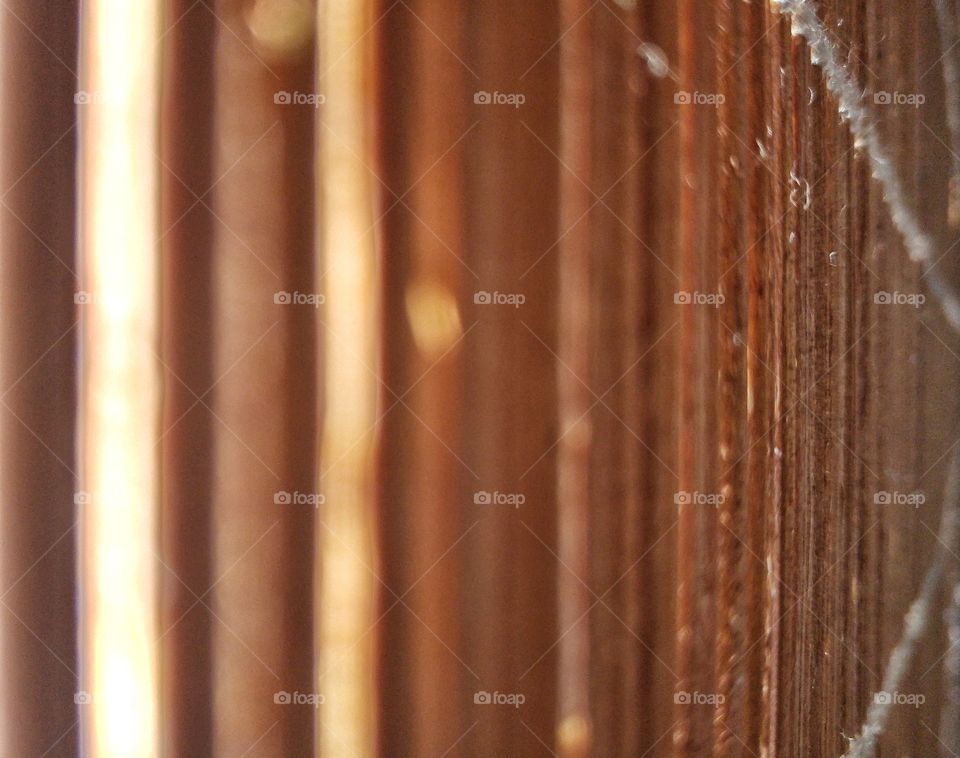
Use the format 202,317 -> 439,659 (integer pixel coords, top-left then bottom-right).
160,1 -> 217,754
555,3 -> 684,756
376,1 -> 474,756
200,0 -> 317,755
316,0 -> 379,755
0,1 -> 79,756
675,0 -> 719,754
462,2 -> 561,757
79,1 -> 162,756
555,1 -> 594,753
374,0 -> 562,754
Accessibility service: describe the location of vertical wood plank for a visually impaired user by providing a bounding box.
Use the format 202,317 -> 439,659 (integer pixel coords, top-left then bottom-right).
462,1 -> 561,756
0,2 -> 79,755
79,2 -> 162,755
159,2 -> 217,754
318,0 -> 379,755
556,2 -> 593,755
375,2 -> 472,755
205,1 -> 316,754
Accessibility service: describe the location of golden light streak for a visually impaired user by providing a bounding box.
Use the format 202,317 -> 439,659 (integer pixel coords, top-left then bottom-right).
79,1 -> 161,756
317,0 -> 379,755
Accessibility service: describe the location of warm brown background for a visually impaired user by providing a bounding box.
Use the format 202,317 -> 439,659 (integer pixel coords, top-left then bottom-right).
0,0 -> 958,756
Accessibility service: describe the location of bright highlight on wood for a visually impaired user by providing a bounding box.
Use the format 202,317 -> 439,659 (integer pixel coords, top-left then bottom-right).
0,1 -> 957,756
79,1 -> 162,756
317,1 -> 379,756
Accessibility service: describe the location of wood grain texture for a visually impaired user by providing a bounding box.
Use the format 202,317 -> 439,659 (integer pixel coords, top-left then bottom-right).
2,1 -> 959,756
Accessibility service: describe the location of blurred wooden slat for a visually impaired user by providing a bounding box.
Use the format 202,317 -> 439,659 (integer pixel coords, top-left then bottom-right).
160,2 -> 217,754
556,2 -> 595,754
375,3 -> 472,756
0,2 -> 79,756
675,0 -> 719,754
79,2 -> 162,756
633,5 -> 685,754
203,1 -> 317,754
589,4 -> 671,756
317,0 -> 379,755
463,2 -> 561,756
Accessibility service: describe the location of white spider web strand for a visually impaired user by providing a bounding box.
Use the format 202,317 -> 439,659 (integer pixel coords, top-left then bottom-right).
772,0 -> 960,333
933,0 -> 960,182
840,449 -> 960,758
942,580 -> 960,752
768,2 -> 960,757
